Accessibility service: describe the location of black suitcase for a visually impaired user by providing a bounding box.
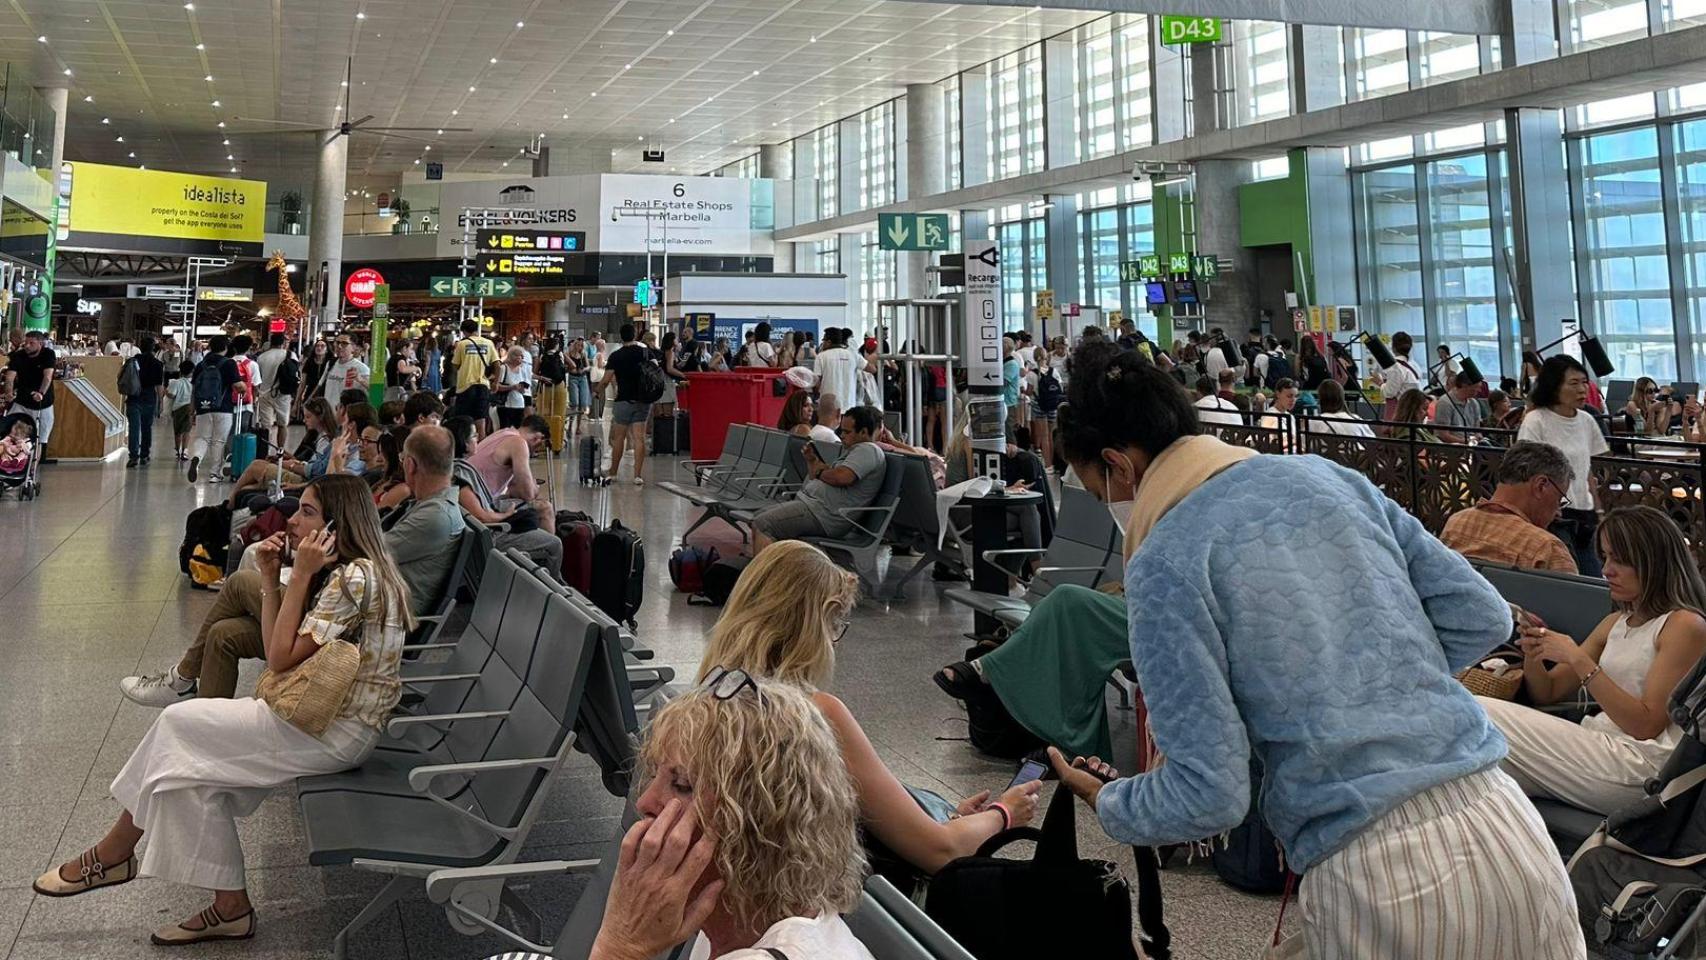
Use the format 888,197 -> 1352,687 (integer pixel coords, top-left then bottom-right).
579,435 -> 603,486
651,414 -> 679,455
589,520 -> 644,626
675,410 -> 691,455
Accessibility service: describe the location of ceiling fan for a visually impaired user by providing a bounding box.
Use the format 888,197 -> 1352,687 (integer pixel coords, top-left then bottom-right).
231,58 -> 471,146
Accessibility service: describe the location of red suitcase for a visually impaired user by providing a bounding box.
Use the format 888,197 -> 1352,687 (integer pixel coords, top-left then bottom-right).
557,510 -> 597,594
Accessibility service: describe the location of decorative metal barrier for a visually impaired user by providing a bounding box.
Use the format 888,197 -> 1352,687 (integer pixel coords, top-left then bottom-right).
1208,415 -> 1706,568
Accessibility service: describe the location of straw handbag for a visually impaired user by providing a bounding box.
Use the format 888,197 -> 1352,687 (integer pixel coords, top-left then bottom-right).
256,639 -> 361,736
1457,648 -> 1525,701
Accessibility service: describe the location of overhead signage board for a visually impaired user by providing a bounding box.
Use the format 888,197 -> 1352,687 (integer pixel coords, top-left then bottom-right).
962,240 -> 1003,390
1138,254 -> 1162,277
1193,255 -> 1220,280
197,286 -> 252,302
1159,15 -> 1222,44
435,174 -> 767,259
1167,252 -> 1192,274
1119,260 -> 1147,283
878,213 -> 950,252
642,149 -> 666,163
131,284 -> 190,300
425,161 -> 444,181
479,252 -> 568,278
345,267 -> 385,309
476,228 -> 585,252
63,162 -> 265,257
428,276 -> 517,298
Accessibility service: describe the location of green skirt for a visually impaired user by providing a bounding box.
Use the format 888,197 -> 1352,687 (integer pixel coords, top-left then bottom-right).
978,584 -> 1129,759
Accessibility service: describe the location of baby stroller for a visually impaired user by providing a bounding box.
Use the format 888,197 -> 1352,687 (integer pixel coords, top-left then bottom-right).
0,409 -> 41,500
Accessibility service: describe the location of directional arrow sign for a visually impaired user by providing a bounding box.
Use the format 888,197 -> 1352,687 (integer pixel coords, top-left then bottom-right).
1119,260 -> 1147,283
429,276 -> 516,298
878,213 -> 951,251
429,276 -> 468,297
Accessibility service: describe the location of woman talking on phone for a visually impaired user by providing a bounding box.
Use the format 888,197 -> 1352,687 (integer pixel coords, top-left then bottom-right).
32,475 -> 412,946
1043,341 -> 1581,959
697,540 -> 1041,887
1480,506 -> 1706,815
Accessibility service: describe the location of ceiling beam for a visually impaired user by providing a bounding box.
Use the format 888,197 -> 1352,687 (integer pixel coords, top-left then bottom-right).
899,0 -> 1503,35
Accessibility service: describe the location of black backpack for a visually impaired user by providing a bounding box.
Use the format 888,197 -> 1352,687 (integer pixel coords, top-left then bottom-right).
634,355 -> 668,404
691,555 -> 751,607
274,355 -> 300,396
1263,351 -> 1294,389
926,787 -> 1140,960
192,360 -> 226,412
179,503 -> 233,575
1035,368 -> 1064,413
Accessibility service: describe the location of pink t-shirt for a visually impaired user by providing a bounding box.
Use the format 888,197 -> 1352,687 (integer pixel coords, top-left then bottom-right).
468,428 -> 525,499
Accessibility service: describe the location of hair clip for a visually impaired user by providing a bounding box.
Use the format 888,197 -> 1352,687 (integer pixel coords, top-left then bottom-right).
1106,367 -> 1123,381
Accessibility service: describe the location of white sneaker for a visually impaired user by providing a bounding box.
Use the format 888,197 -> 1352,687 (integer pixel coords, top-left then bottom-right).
120,670 -> 197,708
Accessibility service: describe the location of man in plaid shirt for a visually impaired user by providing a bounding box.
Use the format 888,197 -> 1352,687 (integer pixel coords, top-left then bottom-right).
1440,441 -> 1579,574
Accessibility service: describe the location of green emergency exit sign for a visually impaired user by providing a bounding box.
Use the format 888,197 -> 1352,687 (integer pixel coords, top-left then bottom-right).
1159,15 -> 1222,45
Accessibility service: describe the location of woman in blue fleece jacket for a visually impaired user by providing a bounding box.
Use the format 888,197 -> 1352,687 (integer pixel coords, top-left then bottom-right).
1047,342 -> 1583,959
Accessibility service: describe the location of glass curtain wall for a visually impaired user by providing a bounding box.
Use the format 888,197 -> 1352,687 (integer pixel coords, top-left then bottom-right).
1681,118 -> 1706,375
1230,20 -> 1290,126
1566,0 -> 1651,48
987,45 -> 1045,181
944,77 -> 963,191
811,125 -> 838,220
1573,126 -> 1678,380
1072,15 -> 1153,162
1426,154 -> 1503,374
1358,164 -> 1428,344
859,232 -> 897,330
857,101 -> 896,210
994,205 -> 1047,332
1348,29 -> 1410,101
1078,184 -> 1157,336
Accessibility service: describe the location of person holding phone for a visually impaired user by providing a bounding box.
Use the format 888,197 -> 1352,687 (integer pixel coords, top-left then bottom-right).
39,475 -> 413,946
695,541 -> 1041,891
749,406 -> 889,556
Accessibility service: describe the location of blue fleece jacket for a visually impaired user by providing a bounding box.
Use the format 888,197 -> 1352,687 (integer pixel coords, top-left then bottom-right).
1095,454 -> 1511,870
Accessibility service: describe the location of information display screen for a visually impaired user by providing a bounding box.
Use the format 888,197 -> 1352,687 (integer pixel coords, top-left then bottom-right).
1171,279 -> 1199,304
478,252 -> 569,278
1144,281 -> 1169,306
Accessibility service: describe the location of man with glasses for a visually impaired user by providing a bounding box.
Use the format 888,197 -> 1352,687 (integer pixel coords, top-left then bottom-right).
1440,441 -> 1579,574
750,405 -> 888,555
321,335 -> 370,407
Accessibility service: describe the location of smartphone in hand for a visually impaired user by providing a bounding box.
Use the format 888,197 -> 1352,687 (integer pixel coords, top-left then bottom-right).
1006,757 -> 1050,792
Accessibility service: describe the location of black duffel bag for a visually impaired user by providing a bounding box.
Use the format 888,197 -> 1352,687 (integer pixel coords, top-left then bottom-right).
925,786 -> 1139,960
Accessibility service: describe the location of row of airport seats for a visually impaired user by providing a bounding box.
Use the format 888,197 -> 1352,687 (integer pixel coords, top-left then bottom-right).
659,423 -> 953,596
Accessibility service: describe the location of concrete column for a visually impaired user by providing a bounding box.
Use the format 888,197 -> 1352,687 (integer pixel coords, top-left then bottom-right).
38,86 -> 67,174
758,142 -> 791,179
791,135 -> 819,222
1506,106 -> 1572,352
1043,35 -> 1076,169
1302,148 -> 1357,307
1503,0 -> 1561,65
1289,25 -> 1345,114
900,83 -> 947,300
959,68 -> 991,188
1188,43 -> 1222,138
1151,27 -> 1189,142
892,97 -> 910,204
308,132 -> 349,335
1185,47 -> 1256,331
531,146 -> 550,177
1044,196 -> 1081,334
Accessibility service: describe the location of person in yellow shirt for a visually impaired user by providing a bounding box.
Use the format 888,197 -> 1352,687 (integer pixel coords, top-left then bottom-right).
449,318 -> 497,438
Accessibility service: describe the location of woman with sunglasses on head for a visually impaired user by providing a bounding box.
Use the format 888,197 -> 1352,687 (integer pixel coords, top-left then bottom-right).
1518,354 -> 1610,576
34,475 -> 413,945
695,541 -> 1041,887
590,674 -> 873,960
1480,506 -> 1706,816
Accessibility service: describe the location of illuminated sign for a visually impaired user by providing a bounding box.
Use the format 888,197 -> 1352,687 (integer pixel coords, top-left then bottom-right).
476,228 -> 585,252
345,267 -> 385,309
478,252 -> 568,278
64,162 -> 266,256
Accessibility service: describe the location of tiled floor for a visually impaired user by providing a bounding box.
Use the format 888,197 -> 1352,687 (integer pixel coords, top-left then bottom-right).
0,423 -> 1289,959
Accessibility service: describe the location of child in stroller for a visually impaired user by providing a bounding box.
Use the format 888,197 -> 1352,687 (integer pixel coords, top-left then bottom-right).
0,410 -> 40,499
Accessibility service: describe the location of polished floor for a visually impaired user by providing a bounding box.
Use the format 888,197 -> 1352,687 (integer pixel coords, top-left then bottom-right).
0,421 -> 1290,959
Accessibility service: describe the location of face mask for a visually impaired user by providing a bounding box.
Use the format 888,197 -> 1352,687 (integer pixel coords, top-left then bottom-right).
1103,460 -> 1137,536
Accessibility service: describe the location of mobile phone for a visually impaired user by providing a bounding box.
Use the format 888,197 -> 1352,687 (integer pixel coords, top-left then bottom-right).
1006,758 -> 1049,792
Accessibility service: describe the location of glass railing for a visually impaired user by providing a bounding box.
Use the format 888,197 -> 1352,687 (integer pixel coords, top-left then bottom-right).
343,206 -> 442,237
0,64 -> 57,178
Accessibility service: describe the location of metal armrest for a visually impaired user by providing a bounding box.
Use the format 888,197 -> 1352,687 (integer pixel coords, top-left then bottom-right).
415,614 -> 447,623
425,859 -> 600,904
836,503 -> 897,540
385,709 -> 509,736
406,641 -> 460,651
399,671 -> 482,686
408,755 -> 559,792
979,547 -> 1046,578
755,478 -> 801,493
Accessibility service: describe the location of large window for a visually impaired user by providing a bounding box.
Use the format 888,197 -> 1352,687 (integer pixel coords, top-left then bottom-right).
1567,0 -> 1650,50
944,77 -> 963,191
1416,32 -> 1481,87
1230,20 -> 1290,126
1682,118 -> 1706,376
857,101 -> 896,211
803,239 -> 840,275
1427,154 -> 1502,375
994,206 -> 1047,332
1078,184 -> 1157,336
810,125 -> 839,221
1349,28 -> 1409,102
1073,23 -> 1119,161
1116,16 -> 1154,150
987,45 -> 1045,181
859,232 -> 896,330
1574,127 -> 1677,381
1358,164 -> 1427,340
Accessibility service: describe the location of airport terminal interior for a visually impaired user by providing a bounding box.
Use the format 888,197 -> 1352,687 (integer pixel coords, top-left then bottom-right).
9,0 -> 1706,958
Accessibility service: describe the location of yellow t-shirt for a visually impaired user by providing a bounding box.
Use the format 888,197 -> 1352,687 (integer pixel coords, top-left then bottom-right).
452,336 -> 497,391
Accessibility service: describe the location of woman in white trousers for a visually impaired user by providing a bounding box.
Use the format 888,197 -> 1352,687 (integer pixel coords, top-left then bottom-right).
31,476 -> 411,946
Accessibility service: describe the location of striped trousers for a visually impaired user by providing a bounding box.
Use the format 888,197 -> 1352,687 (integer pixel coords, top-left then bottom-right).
1294,766 -> 1585,959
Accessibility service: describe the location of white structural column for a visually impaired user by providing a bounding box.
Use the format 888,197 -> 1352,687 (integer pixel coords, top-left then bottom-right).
39,86 -> 67,176
899,83 -> 946,300
759,143 -> 796,271
308,132 -> 349,335
1288,25 -> 1346,114
1502,0 -> 1570,356
1041,35 -> 1081,323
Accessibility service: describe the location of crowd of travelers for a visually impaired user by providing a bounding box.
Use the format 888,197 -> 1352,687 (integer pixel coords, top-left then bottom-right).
20,310 -> 1706,960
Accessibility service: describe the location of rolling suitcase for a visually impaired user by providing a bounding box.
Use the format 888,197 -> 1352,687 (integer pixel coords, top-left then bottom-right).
545,414 -> 566,453
229,431 -> 257,479
651,414 -> 679,456
589,520 -> 644,627
579,435 -> 603,486
557,509 -> 598,594
675,411 -> 691,457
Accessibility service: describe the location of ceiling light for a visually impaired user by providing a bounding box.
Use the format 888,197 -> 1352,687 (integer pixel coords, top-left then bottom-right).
356,11 -> 366,19
230,166 -> 236,173
204,74 -> 213,81
562,113 -> 569,119
115,136 -> 124,142
451,109 -> 458,115
210,100 -> 220,107
226,154 -> 233,160
667,29 -> 674,36
340,80 -> 348,87
668,118 -> 675,123
82,95 -> 93,102
468,85 -> 476,92
222,138 -> 229,145
515,20 -> 524,28
217,121 -> 225,127
139,164 -> 145,170
101,117 -> 109,124
751,70 -> 760,76
590,92 -> 597,98
63,68 -> 72,76
184,2 -> 193,8
809,35 -> 817,42
127,151 -> 135,158
424,145 -> 431,151
336,104 -> 342,110
502,160 -> 509,166
195,43 -> 204,50
435,128 -> 443,134
637,136 -> 644,141
624,63 -> 632,70
489,57 -> 497,63
413,158 -> 420,164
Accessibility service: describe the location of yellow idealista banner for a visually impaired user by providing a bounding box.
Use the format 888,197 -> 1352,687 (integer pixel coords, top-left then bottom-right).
66,163 -> 265,244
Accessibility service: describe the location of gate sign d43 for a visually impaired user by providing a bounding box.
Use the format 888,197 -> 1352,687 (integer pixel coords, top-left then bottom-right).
1159,15 -> 1222,45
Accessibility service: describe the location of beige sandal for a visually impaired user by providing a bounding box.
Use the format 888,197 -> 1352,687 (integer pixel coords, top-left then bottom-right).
31,848 -> 135,898
150,904 -> 255,946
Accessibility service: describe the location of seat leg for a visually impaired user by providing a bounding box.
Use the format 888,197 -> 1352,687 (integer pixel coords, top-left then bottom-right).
1656,891 -> 1706,959
332,875 -> 409,960
679,510 -> 714,541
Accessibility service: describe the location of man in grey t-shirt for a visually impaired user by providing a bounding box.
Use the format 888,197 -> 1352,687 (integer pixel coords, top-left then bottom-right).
752,405 -> 888,554
1429,371 -> 1489,444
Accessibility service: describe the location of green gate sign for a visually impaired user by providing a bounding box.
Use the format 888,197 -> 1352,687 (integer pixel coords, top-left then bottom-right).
1167,252 -> 1192,274
429,276 -> 516,298
1137,254 -> 1162,278
1159,15 -> 1222,45
878,213 -> 951,251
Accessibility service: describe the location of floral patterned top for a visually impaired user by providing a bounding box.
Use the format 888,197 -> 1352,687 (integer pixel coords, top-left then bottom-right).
299,558 -> 407,729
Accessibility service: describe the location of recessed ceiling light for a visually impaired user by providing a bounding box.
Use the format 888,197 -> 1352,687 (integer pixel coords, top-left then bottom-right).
204,74 -> 213,81
226,154 -> 233,160
810,35 -> 817,42
424,145 -> 431,151
489,57 -> 497,64
127,151 -> 135,158
515,20 -> 524,28
230,166 -> 236,172
590,92 -> 597,98
667,29 -> 674,36
356,11 -> 365,19
210,100 -> 220,107
637,136 -> 644,141
752,70 -> 760,76
62,68 -> 72,76
561,113 -> 568,119
217,121 -> 225,127
115,136 -> 124,142
101,117 -> 109,124
195,43 -> 204,50
668,118 -> 675,123
36,35 -> 46,43
222,138 -> 229,145
414,158 -> 421,164
435,128 -> 443,134
502,160 -> 509,166
340,80 -> 348,87
451,109 -> 458,115
139,164 -> 145,169
82,95 -> 93,102
336,104 -> 342,110
468,85 -> 476,92
183,2 -> 193,8
624,63 -> 632,70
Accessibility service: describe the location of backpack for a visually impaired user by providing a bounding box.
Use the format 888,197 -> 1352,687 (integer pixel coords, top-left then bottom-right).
668,545 -> 718,594
117,357 -> 142,398
925,787 -> 1140,960
691,555 -> 750,607
1035,368 -> 1064,413
1264,351 -> 1294,389
634,354 -> 668,404
274,355 -> 300,396
193,360 -> 226,411
179,503 -> 233,578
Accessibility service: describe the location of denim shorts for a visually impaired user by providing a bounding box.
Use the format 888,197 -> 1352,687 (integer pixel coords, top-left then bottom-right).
612,400 -> 652,426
